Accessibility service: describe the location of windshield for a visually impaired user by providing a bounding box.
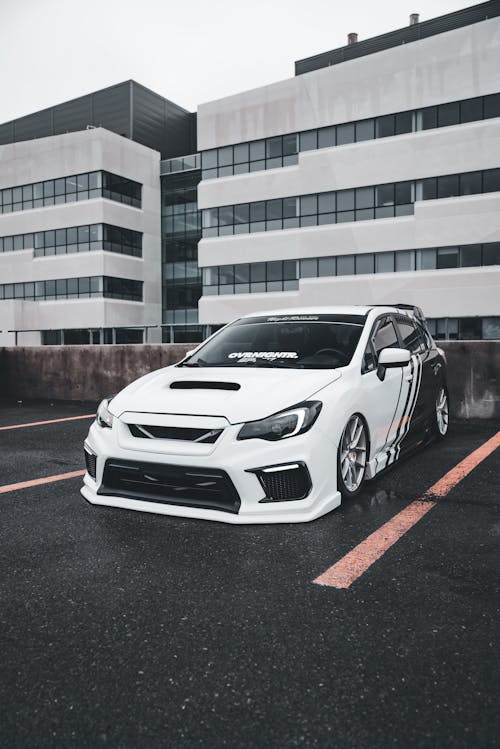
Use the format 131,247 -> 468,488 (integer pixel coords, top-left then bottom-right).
179,314 -> 366,369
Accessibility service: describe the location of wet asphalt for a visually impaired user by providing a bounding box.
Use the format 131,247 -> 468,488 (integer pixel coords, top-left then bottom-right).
0,401 -> 499,748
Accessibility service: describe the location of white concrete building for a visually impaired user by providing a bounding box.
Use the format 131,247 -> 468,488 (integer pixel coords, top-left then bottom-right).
196,4 -> 500,340
0,128 -> 161,346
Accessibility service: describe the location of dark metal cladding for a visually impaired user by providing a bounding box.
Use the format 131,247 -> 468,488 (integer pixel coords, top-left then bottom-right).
295,1 -> 500,75
0,80 -> 196,159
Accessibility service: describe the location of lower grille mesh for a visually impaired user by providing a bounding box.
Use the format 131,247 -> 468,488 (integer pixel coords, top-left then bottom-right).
84,449 -> 97,479
256,464 -> 311,502
98,459 -> 240,513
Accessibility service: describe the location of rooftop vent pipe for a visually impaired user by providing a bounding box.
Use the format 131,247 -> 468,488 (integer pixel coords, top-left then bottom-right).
409,13 -> 419,25
347,32 -> 358,45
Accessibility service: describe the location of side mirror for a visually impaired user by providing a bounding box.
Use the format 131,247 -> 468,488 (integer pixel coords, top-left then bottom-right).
377,347 -> 410,381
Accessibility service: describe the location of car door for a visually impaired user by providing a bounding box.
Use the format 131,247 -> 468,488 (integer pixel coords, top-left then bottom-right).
357,315 -> 410,473
394,315 -> 435,449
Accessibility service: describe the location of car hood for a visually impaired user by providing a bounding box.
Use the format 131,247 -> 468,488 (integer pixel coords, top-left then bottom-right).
109,366 -> 343,424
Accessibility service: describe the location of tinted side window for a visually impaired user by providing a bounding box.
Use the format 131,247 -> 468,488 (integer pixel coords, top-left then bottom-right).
397,318 -> 425,353
362,344 -> 376,373
372,318 -> 399,357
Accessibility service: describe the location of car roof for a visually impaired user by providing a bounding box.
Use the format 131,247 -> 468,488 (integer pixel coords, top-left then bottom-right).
240,305 -> 406,319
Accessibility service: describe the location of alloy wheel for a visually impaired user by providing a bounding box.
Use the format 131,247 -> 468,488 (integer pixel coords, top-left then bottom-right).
436,387 -> 449,436
340,415 -> 367,493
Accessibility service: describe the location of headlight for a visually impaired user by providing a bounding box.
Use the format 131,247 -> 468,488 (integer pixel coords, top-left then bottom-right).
96,398 -> 114,429
237,401 -> 322,442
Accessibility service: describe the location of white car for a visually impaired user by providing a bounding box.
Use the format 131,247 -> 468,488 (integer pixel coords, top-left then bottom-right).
82,305 -> 449,524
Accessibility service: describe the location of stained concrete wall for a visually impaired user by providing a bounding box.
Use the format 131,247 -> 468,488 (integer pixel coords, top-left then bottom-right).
0,342 -> 498,418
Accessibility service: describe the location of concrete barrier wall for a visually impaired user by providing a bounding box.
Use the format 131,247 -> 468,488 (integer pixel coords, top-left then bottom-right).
0,341 -> 499,418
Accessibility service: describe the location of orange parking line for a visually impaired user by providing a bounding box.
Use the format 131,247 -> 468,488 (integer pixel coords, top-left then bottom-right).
0,415 -> 95,431
0,470 -> 85,494
314,431 -> 500,589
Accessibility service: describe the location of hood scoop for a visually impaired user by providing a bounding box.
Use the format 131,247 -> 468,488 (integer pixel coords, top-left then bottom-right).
170,381 -> 241,391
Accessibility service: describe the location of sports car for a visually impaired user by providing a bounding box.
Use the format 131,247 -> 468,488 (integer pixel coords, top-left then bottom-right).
82,305 -> 449,523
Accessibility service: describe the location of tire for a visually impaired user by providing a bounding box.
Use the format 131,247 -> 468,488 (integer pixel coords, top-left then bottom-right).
337,414 -> 368,499
433,385 -> 450,440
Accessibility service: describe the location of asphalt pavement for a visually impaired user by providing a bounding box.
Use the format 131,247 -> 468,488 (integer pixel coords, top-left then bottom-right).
0,401 -> 499,748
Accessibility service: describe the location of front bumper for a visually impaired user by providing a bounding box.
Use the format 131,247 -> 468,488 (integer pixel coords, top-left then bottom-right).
81,415 -> 341,524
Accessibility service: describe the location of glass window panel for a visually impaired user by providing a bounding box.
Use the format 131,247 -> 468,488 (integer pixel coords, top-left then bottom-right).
422,178 -> 437,200
266,219 -> 282,231
233,143 -> 249,164
460,171 -> 482,195
482,317 -> 500,340
45,280 -> 56,297
376,115 -> 395,138
218,225 -> 233,236
233,204 -> 250,223
373,318 -> 399,354
22,184 -> 33,201
249,160 -> 265,172
416,248 -> 437,270
375,206 -> 394,219
266,137 -> 282,159
459,318 -> 481,340
300,195 -> 317,216
56,279 -> 67,296
460,97 -> 483,123
233,162 -> 250,175
33,182 -> 43,199
266,157 -> 282,170
395,181 -> 412,205
356,208 -> 374,221
55,228 -> 66,246
234,223 -> 249,234
376,184 -> 394,206
317,126 -> 335,148
483,168 -> 500,193
250,282 -> 266,293
438,101 -> 460,127
45,230 -> 55,248
78,225 -> 90,243
202,150 -> 218,169
267,261 -> 283,281
250,202 -> 266,222
421,106 -> 437,130
283,260 -> 297,280
336,123 -> 355,145
12,187 -> 22,203
299,130 -> 317,151
395,250 -> 415,271
375,252 -> 395,273
356,119 -> 374,142
437,247 -> 459,269
283,134 -> 298,155
283,153 -> 298,167
249,140 -> 265,161
234,264 -> 250,283
203,208 -> 218,228
218,166 -> 233,177
337,255 -> 355,276
3,236 -> 13,252
337,189 -> 354,212
249,222 -> 266,233
283,197 -> 298,218
356,254 -> 374,274
13,235 -> 23,250
355,187 -> 374,209
218,146 -> 233,167
267,199 -> 283,220
218,206 -> 234,226
483,243 -> 500,265
395,203 -> 413,217
336,211 -> 354,223
318,213 -> 335,225
23,233 -> 34,249
437,174 -> 459,199
300,258 -> 318,278
66,176 -> 78,193
484,93 -> 500,119
318,192 -> 335,213
219,265 -> 234,285
251,262 -> 266,282
318,257 -> 335,276
283,217 -> 300,229
395,111 -> 413,134
54,178 -> 65,196
460,244 -> 481,267
202,168 -> 217,180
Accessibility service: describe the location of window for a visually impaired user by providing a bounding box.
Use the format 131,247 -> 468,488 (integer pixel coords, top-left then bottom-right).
362,344 -> 376,373
372,318 -> 399,356
397,319 -> 425,353
437,247 -> 459,269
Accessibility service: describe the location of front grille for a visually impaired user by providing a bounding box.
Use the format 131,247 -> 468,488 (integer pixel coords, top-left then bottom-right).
84,448 -> 97,479
252,463 -> 312,502
128,424 -> 223,443
98,459 -> 240,514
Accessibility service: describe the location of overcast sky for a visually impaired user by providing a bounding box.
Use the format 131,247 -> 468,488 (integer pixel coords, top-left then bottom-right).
0,0 -> 485,121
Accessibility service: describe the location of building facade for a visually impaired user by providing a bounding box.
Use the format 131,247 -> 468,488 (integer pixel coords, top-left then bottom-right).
0,2 -> 499,345
196,1 -> 500,341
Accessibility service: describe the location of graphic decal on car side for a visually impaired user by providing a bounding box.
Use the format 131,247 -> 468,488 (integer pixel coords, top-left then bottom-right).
385,353 -> 423,467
